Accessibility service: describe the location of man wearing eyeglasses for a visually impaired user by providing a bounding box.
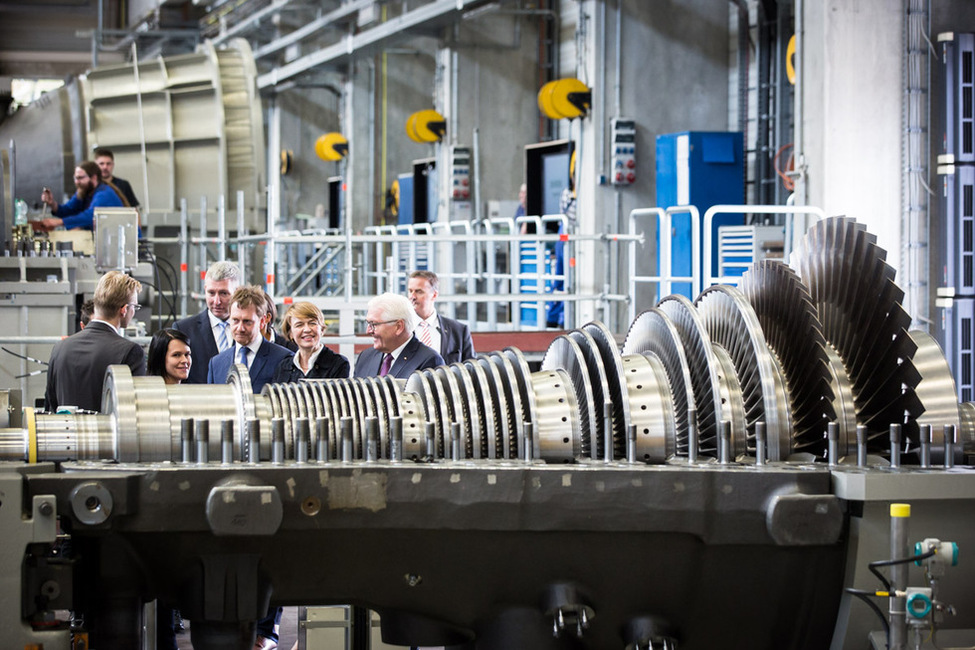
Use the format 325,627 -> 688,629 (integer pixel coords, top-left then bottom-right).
45,271 -> 146,412
35,160 -> 125,231
354,293 -> 444,379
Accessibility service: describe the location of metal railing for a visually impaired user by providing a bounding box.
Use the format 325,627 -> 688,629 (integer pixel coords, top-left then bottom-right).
627,206 -> 701,323
702,204 -> 826,286
150,198 -> 822,339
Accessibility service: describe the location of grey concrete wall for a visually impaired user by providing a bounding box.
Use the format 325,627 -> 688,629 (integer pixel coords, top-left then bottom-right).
344,41 -> 439,232
271,41 -> 439,234
799,0 -> 904,270
372,41 -> 439,227
284,15 -> 543,233
275,84 -> 343,227
571,0 -> 732,325
800,0 -> 975,329
452,11 -> 548,212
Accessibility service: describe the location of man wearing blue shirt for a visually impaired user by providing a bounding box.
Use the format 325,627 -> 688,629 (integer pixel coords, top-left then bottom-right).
38,160 -> 124,231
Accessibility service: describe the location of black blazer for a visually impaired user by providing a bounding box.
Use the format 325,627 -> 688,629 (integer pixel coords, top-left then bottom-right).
353,335 -> 444,379
273,346 -> 350,382
45,321 -> 146,412
437,313 -> 475,364
173,310 -> 221,385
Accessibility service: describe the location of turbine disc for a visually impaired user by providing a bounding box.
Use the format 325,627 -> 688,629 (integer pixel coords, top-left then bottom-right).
567,329 -> 613,460
476,356 -> 512,459
542,335 -> 596,458
737,261 -> 835,455
623,308 -> 695,456
464,359 -> 496,459
621,353 -> 677,462
582,322 -> 631,460
791,216 -> 923,454
530,368 -> 581,462
910,330 -> 963,465
504,347 -> 538,459
658,294 -> 726,457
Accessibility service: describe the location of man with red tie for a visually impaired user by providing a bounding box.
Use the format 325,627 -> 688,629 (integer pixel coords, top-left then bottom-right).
408,270 -> 475,364
353,293 -> 443,379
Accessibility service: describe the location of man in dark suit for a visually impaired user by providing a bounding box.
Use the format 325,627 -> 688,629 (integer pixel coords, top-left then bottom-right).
93,147 -> 141,209
354,293 -> 443,379
45,271 -> 146,412
173,261 -> 241,384
408,270 -> 475,364
207,284 -> 293,394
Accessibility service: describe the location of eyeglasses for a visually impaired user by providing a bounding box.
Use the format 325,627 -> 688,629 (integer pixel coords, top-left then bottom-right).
128,303 -> 141,312
365,319 -> 398,331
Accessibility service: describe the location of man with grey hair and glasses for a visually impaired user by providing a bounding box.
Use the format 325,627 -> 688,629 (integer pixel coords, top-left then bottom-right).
354,293 -> 443,379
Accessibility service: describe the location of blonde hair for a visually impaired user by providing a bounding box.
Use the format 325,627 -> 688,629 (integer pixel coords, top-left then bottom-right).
94,271 -> 142,316
230,285 -> 268,318
281,302 -> 325,341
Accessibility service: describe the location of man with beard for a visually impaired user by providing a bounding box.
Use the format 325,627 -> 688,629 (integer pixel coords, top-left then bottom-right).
38,160 -> 124,231
93,147 -> 140,209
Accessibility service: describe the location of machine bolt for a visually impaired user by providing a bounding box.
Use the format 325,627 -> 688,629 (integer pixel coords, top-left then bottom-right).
404,574 -> 423,587
38,501 -> 53,516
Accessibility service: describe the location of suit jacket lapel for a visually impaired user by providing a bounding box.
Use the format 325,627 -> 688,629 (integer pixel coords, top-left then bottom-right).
249,340 -> 266,378
392,338 -> 414,376
201,312 -> 220,358
436,314 -> 447,357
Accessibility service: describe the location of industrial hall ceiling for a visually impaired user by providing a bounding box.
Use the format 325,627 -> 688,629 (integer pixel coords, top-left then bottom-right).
0,0 -> 203,79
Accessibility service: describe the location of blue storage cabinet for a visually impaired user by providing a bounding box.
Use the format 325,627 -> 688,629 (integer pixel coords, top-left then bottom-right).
397,173 -> 414,225
940,297 -> 975,403
655,131 -> 744,298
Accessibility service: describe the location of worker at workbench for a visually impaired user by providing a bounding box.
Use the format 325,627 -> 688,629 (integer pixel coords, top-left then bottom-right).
36,160 -> 125,231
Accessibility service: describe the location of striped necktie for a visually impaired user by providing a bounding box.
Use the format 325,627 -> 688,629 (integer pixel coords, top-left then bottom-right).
418,320 -> 434,348
379,353 -> 392,377
217,320 -> 230,351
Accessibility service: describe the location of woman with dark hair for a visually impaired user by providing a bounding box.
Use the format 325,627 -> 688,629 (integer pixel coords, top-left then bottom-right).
146,328 -> 192,649
273,302 -> 349,381
147,329 -> 191,384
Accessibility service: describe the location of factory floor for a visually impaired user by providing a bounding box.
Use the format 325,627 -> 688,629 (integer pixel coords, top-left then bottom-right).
175,606 -> 299,650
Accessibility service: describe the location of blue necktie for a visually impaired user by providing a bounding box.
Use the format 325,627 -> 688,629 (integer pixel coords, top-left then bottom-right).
216,321 -> 229,351
237,345 -> 249,366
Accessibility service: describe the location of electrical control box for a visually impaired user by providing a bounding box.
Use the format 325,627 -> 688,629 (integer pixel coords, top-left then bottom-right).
940,32 -> 975,164
611,118 -> 637,186
449,145 -> 471,200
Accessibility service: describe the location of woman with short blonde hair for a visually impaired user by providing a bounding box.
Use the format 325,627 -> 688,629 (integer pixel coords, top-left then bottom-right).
273,301 -> 349,381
